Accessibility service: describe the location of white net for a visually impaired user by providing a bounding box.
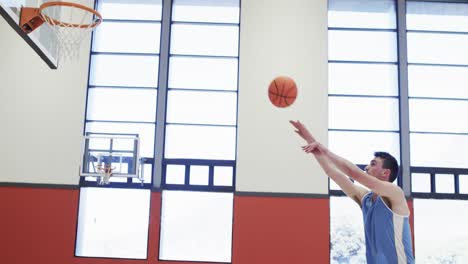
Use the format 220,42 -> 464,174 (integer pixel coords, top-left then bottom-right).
39,2 -> 102,62
96,164 -> 114,185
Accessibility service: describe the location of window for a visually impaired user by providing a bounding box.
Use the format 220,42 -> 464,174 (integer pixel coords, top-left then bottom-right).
414,199 -> 468,262
77,0 -> 240,261
328,0 -> 398,262
159,0 -> 239,262
76,0 -> 163,259
407,1 -> 468,198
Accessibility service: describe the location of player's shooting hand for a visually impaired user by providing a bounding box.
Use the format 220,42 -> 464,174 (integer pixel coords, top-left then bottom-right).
289,120 -> 316,144
302,142 -> 321,154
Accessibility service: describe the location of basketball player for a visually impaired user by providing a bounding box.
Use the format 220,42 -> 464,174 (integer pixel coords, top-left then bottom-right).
290,120 -> 414,264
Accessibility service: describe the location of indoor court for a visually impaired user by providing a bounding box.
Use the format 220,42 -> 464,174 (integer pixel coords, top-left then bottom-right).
1,0 -> 468,263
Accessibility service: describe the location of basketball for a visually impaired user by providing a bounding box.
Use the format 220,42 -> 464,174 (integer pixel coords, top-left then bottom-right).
268,76 -> 298,108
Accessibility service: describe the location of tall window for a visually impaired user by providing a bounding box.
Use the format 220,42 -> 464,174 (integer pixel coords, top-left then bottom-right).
407,1 -> 468,262
328,0 -> 399,262
159,0 -> 239,262
76,0 -> 240,262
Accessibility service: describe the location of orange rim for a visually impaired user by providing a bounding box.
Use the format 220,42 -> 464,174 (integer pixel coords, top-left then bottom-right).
39,1 -> 102,28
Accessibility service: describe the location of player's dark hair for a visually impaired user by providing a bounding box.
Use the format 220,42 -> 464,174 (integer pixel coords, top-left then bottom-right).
374,152 -> 399,183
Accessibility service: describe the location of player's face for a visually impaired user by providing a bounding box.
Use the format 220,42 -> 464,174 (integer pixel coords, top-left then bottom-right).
365,157 -> 388,181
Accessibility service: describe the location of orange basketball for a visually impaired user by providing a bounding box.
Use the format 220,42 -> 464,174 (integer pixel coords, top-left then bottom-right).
268,76 -> 298,108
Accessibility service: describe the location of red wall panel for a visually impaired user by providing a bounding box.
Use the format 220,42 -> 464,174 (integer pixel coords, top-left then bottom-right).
0,187 -> 79,264
232,195 -> 330,264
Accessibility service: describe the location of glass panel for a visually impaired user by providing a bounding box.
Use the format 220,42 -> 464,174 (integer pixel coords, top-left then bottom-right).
171,24 -> 239,56
329,97 -> 399,130
98,0 -> 162,20
330,178 -> 340,191
328,30 -> 397,62
167,90 -> 237,125
189,165 -> 209,185
165,125 -> 236,160
410,133 -> 468,168
407,1 -> 468,32
75,188 -> 150,259
136,163 -> 152,184
435,174 -> 454,194
93,22 -> 161,53
169,56 -> 238,90
328,63 -> 398,96
407,33 -> 468,65
411,173 -> 431,193
410,99 -> 468,133
159,190 -> 233,262
87,88 -> 157,122
173,0 -> 239,23
89,54 -> 159,87
85,122 -> 155,158
460,175 -> 468,194
329,131 -> 400,165
408,65 -> 468,99
213,166 -> 233,186
414,199 -> 468,262
166,165 -> 185,185
330,196 -> 366,263
328,0 -> 396,29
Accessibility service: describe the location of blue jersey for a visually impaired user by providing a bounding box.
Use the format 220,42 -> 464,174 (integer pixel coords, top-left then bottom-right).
361,192 -> 415,264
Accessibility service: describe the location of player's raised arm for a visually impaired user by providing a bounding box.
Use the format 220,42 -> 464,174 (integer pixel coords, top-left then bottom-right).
302,137 -> 403,201
290,121 -> 368,205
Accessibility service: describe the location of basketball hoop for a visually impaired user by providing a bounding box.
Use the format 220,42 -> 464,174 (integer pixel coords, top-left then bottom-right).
20,1 -> 102,62
96,164 -> 114,185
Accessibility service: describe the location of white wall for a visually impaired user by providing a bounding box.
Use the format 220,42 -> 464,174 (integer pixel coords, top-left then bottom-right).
236,0 -> 329,194
0,1 -> 93,184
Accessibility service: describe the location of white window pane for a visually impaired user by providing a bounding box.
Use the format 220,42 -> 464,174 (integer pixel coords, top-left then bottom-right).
167,90 -> 237,125
411,173 -> 431,193
460,175 -> 468,194
166,165 -> 185,185
171,24 -> 239,56
410,133 -> 468,168
329,131 -> 400,165
328,30 -> 397,62
165,125 -> 236,160
330,196 -> 366,263
329,63 -> 398,96
90,54 -> 159,87
85,122 -> 155,158
330,178 -> 340,191
414,199 -> 468,262
328,0 -> 396,29
169,57 -> 238,90
160,190 -> 233,262
408,33 -> 468,65
329,97 -> 399,131
408,65 -> 468,99
93,22 -> 161,53
189,165 -> 209,185
76,188 -> 150,259
173,0 -> 239,23
410,99 -> 468,133
407,2 -> 468,32
435,174 -> 454,194
213,166 -> 233,186
99,0 -> 162,20
87,88 -> 157,122
136,163 -> 152,184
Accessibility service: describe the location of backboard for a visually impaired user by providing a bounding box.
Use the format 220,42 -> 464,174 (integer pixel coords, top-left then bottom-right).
0,0 -> 58,68
80,133 -> 143,185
